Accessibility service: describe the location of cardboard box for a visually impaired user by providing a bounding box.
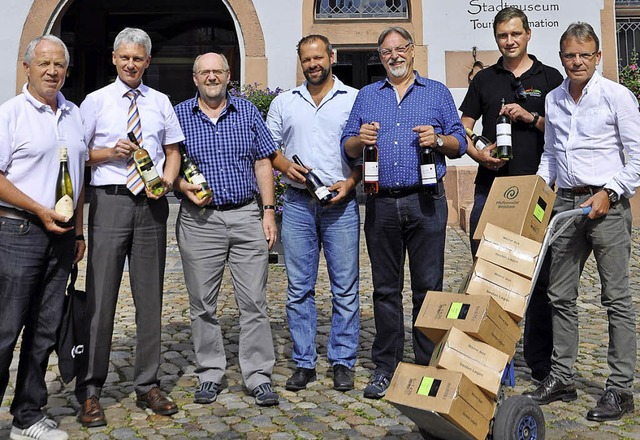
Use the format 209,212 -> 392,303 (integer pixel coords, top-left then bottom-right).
386,363 -> 494,440
463,258 -> 533,322
430,327 -> 509,398
475,223 -> 542,278
473,175 -> 555,243
416,291 -> 521,358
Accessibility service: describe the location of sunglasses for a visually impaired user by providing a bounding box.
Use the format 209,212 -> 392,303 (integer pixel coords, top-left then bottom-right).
512,80 -> 527,100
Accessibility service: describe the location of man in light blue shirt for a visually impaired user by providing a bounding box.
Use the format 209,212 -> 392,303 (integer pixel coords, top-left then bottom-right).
266,34 -> 361,392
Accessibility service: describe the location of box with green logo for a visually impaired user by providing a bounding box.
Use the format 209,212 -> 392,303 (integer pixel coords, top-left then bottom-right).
386,363 -> 494,440
472,175 -> 555,243
415,291 -> 521,358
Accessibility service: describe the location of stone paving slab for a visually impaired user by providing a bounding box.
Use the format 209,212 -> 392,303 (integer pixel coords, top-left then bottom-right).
2,204 -> 640,439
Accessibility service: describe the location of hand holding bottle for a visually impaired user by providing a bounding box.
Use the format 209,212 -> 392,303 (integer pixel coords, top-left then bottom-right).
176,176 -> 212,206
359,122 -> 379,147
412,125 -> 439,148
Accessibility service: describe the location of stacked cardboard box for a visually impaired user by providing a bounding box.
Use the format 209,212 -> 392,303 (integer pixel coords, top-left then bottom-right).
385,176 -> 555,440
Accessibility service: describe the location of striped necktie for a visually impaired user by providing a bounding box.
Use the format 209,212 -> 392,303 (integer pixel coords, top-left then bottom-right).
125,89 -> 144,195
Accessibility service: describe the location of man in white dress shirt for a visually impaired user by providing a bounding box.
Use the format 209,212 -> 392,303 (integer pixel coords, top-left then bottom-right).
526,22 -> 640,422
75,27 -> 183,427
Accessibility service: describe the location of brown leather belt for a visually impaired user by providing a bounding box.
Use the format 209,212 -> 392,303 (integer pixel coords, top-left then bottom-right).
558,186 -> 603,196
0,206 -> 41,224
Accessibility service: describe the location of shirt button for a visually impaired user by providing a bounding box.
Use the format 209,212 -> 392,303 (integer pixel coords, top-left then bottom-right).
394,162 -> 398,166
396,123 -> 400,126
394,141 -> 398,145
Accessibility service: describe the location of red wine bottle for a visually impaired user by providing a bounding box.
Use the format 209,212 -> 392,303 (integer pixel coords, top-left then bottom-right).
420,148 -> 439,196
292,155 -> 333,205
363,143 -> 379,194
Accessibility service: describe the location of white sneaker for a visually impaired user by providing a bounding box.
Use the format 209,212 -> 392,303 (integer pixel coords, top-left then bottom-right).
10,417 -> 68,440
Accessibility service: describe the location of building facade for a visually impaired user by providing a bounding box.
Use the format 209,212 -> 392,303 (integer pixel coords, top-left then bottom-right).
0,0 -> 623,225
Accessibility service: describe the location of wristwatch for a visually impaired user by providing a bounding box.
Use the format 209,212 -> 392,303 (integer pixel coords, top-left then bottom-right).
603,188 -> 619,205
435,134 -> 444,148
529,112 -> 540,128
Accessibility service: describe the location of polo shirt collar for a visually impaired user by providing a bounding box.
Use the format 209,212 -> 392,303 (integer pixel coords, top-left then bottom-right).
21,83 -> 70,113
495,55 -> 543,78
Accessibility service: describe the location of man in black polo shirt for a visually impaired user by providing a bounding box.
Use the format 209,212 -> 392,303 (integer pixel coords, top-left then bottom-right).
459,7 -> 563,383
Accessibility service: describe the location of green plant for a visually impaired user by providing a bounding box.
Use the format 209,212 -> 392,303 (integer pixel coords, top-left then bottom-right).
229,82 -> 286,214
619,50 -> 640,101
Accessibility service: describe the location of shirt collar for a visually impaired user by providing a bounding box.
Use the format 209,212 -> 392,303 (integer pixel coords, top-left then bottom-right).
560,69 -> 601,96
293,75 -> 349,102
191,92 -> 237,114
115,76 -> 147,98
379,70 -> 426,90
21,83 -> 70,113
495,54 -> 543,78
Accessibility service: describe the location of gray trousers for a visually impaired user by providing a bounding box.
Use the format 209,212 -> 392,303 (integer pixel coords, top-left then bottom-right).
548,193 -> 635,390
176,201 -> 275,390
75,187 -> 168,402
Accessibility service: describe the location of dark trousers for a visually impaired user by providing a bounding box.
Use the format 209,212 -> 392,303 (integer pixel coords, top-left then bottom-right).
469,183 -> 552,375
0,217 -> 74,428
364,189 -> 447,376
75,188 -> 168,402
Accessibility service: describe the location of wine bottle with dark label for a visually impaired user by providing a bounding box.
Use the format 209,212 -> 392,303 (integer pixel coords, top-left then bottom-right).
180,145 -> 212,200
363,143 -> 379,194
496,98 -> 513,160
419,147 -> 439,195
55,146 -> 74,227
127,132 -> 165,196
292,154 -> 333,205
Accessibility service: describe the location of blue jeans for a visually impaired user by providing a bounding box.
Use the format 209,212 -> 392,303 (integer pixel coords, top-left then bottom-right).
281,188 -> 360,369
0,217 -> 74,428
364,188 -> 447,376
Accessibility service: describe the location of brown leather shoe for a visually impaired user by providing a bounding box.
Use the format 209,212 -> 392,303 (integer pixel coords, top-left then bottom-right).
136,387 -> 178,416
77,396 -> 107,427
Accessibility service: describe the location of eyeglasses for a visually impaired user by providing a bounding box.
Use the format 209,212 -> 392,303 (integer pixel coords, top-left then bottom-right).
512,80 -> 527,100
378,43 -> 413,58
559,51 -> 597,61
196,69 -> 229,78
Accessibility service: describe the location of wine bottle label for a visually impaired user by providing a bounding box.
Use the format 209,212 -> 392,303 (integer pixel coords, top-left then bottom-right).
55,195 -> 74,218
420,164 -> 437,185
496,123 -> 512,147
476,139 -> 488,150
190,173 -> 207,186
364,162 -> 379,182
141,166 -> 161,184
314,186 -> 331,199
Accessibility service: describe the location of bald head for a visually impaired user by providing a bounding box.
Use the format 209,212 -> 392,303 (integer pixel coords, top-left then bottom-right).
192,52 -> 231,105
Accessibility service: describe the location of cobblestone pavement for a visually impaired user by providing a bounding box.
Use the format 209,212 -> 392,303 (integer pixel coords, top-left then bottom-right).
2,204 -> 640,439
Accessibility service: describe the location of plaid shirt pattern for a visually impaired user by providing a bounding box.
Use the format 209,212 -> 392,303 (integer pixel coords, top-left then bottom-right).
174,94 -> 277,205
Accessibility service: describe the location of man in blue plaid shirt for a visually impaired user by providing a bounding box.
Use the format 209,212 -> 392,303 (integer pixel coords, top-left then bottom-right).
173,52 -> 279,407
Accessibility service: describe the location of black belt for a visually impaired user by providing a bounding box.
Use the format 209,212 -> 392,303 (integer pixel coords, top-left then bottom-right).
97,184 -> 145,197
0,206 -> 42,225
558,186 -> 603,196
287,186 -> 308,194
203,198 -> 254,211
377,185 -> 424,197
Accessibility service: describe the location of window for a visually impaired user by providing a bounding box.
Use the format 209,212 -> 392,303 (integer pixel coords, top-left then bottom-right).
315,0 -> 408,19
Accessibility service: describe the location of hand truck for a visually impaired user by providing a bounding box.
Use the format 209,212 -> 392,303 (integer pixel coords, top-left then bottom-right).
417,206 -> 592,440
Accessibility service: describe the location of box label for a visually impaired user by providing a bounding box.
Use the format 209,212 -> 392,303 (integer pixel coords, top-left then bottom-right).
533,197 -> 546,223
417,377 -> 441,397
447,302 -> 470,319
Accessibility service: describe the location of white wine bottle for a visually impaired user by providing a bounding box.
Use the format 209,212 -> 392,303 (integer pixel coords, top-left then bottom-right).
55,146 -> 74,227
363,143 -> 379,194
292,155 -> 333,205
127,132 -> 165,196
496,98 -> 513,160
180,146 -> 212,200
465,127 -> 496,158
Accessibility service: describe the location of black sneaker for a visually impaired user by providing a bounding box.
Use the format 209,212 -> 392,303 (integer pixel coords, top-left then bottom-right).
194,381 -> 220,404
586,388 -> 635,421
252,383 -> 279,407
363,373 -> 391,399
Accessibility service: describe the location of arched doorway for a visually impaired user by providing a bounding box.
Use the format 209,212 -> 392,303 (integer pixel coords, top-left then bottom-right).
58,0 -> 240,106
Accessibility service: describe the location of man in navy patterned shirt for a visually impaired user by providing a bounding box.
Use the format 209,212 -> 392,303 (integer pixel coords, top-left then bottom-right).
173,52 -> 279,407
342,26 -> 467,399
